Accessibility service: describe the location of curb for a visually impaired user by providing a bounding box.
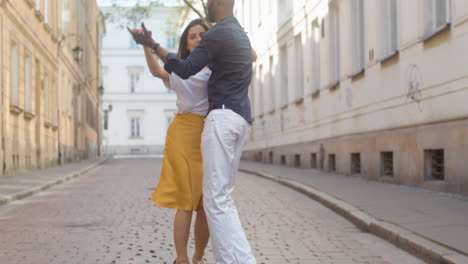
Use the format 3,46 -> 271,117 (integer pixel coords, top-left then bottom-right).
0,159 -> 107,207
240,168 -> 468,264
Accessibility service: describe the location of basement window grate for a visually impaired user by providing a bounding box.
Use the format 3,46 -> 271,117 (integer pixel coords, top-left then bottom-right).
328,154 -> 336,172
311,153 -> 317,169
281,155 -> 286,166
294,154 -> 301,168
381,152 -> 394,177
351,153 -> 361,174
425,149 -> 444,181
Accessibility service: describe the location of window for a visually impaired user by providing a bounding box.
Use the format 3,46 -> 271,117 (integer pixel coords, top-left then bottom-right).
69,82 -> 73,117
61,0 -> 69,34
25,55 -> 32,112
329,3 -> 340,87
312,19 -> 321,94
294,34 -> 304,100
268,56 -> 275,112
249,69 -> 255,115
61,75 -> 67,113
11,42 -> 19,107
103,110 -> 109,130
257,64 -> 264,115
167,35 -> 177,49
129,71 -> 142,93
130,36 -> 139,49
350,0 -> 365,76
130,117 -> 141,137
423,0 -> 450,40
167,115 -> 174,127
44,0 -> 49,24
280,45 -> 288,107
77,93 -> 82,122
129,110 -> 144,138
381,0 -> 398,60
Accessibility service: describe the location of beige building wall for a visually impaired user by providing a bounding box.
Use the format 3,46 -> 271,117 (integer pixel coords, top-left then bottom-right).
237,0 -> 468,196
0,0 -> 104,177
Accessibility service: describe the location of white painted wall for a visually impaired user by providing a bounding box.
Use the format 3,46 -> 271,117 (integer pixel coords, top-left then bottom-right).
100,6 -> 178,155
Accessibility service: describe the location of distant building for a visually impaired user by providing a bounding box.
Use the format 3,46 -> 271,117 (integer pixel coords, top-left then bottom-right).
0,0 -> 105,177
236,0 -> 468,196
100,5 -> 178,155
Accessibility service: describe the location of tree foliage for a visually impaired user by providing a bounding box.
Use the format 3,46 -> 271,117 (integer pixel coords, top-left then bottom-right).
102,0 -> 207,29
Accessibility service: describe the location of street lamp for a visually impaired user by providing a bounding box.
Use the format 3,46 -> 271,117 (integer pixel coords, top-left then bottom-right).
73,46 -> 84,63
57,34 -> 83,63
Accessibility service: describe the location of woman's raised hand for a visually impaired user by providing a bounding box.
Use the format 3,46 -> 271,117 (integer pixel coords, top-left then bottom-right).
127,23 -> 155,47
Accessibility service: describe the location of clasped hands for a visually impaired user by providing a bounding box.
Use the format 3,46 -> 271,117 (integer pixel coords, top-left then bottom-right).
127,23 -> 156,48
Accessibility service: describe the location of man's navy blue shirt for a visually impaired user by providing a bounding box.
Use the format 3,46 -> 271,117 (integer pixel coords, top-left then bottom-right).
164,16 -> 252,123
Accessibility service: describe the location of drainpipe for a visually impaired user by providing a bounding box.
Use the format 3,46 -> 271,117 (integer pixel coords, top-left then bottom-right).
96,18 -> 100,157
1,2 -> 5,175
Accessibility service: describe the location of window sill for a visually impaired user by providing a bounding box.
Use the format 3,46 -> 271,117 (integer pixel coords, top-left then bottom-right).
311,89 -> 320,98
349,68 -> 365,81
326,81 -> 340,90
43,23 -> 52,34
421,22 -> 451,42
25,0 -> 34,8
294,98 -> 304,105
24,111 -> 36,120
34,10 -> 44,22
379,50 -> 399,64
10,105 -> 23,115
51,32 -> 58,43
129,136 -> 144,140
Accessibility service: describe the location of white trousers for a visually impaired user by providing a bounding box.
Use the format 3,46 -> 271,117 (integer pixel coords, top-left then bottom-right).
201,109 -> 256,264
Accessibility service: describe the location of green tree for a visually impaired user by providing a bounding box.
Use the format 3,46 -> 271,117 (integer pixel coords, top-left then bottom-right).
103,0 -> 208,29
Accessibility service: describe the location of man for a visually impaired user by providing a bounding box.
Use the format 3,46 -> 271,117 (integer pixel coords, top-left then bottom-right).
130,0 -> 256,263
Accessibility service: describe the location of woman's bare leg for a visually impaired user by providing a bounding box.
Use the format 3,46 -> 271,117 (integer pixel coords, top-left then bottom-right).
174,209 -> 193,264
193,206 -> 210,263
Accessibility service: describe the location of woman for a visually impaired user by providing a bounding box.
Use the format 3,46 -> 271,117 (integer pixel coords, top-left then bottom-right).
133,19 -> 211,264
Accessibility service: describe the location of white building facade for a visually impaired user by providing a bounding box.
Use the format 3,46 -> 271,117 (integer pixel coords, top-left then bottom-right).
236,0 -> 468,196
100,6 -> 178,155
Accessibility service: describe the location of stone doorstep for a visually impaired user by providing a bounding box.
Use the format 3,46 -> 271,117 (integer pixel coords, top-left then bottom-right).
239,168 -> 468,264
0,159 -> 107,208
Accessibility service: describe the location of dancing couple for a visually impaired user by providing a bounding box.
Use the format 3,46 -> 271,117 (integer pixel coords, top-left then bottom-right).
128,0 -> 256,263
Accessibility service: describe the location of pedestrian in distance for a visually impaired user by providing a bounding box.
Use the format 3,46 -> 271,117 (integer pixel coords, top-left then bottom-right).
129,19 -> 212,264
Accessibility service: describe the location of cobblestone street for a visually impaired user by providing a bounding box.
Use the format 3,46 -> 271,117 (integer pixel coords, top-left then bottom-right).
0,158 -> 424,264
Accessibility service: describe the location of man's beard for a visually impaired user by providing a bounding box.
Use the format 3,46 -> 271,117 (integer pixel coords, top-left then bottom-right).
206,4 -> 216,23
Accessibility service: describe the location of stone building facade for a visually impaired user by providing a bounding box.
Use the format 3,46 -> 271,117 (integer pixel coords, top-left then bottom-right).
0,0 -> 105,177
236,0 -> 468,196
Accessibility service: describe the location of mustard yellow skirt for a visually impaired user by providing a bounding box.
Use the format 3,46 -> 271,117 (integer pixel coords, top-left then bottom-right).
149,112 -> 204,211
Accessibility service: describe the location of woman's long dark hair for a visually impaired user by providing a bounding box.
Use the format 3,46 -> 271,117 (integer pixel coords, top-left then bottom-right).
177,19 -> 210,59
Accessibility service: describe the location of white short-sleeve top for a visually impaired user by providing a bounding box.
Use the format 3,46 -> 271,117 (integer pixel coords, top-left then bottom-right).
164,67 -> 211,116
